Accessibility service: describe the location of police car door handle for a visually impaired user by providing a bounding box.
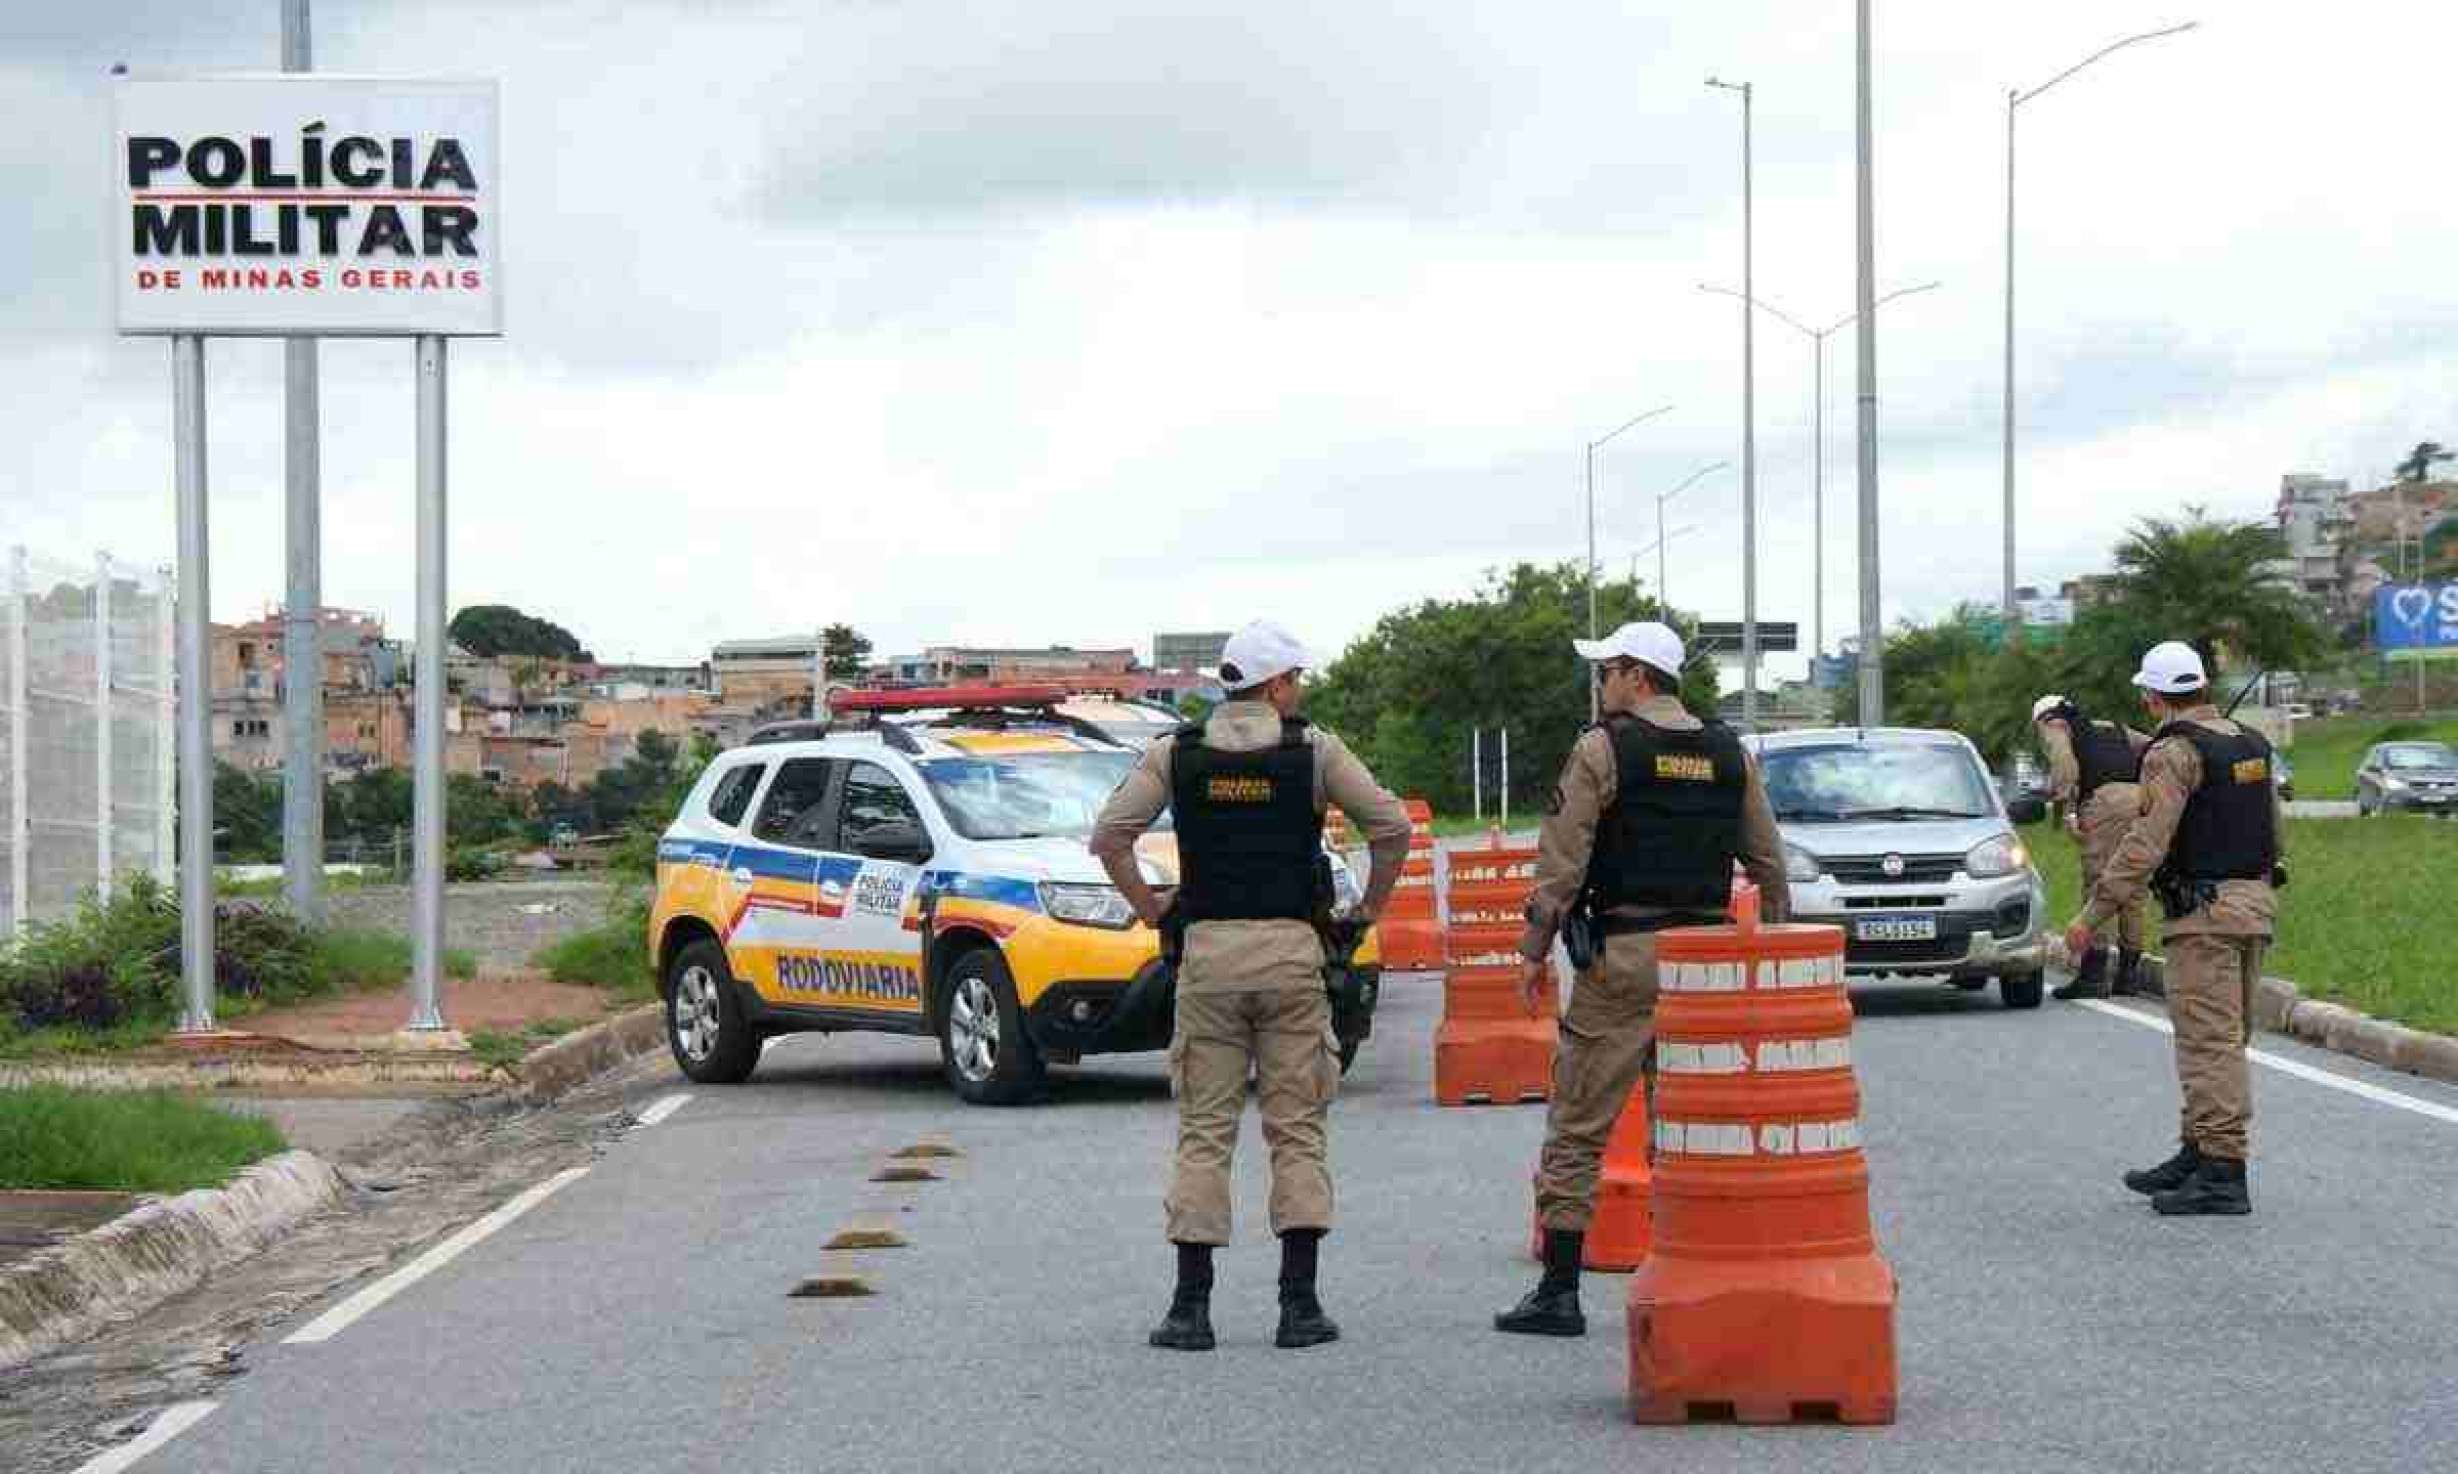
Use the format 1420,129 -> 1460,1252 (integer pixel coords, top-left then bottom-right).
732,867 -> 753,883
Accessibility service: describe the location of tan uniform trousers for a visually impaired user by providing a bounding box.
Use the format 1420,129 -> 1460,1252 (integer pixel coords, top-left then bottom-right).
2165,932 -> 2264,1160
2077,785 -> 2145,951
1164,920 -> 1338,1246
1535,933 -> 1658,1232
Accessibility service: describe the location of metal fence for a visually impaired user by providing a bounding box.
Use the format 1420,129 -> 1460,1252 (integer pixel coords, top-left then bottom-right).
0,547 -> 176,933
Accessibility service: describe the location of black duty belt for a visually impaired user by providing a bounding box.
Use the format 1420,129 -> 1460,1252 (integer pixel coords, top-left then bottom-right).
1597,911 -> 1726,937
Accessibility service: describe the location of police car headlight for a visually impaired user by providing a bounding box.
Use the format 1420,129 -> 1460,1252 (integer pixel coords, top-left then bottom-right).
1966,833 -> 2027,879
1040,883 -> 1137,930
1783,844 -> 1824,883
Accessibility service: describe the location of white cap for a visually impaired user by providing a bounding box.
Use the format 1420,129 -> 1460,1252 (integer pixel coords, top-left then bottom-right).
1218,620 -> 1316,691
2031,694 -> 2068,723
1572,620 -> 1685,676
2132,641 -> 2208,695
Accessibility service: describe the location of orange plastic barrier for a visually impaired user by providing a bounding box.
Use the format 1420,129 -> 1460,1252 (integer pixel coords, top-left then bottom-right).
1434,838 -> 1551,1105
1626,915 -> 1897,1426
1374,798 -> 1446,970
1527,1078 -> 1653,1270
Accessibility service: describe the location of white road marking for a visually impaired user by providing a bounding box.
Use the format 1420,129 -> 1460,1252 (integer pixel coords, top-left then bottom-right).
633,1092 -> 694,1128
284,1167 -> 590,1345
71,1401 -> 218,1473
2077,999 -> 2458,1127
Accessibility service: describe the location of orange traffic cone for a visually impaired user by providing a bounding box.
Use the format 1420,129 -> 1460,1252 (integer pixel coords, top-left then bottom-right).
1527,1077 -> 1653,1270
1626,912 -> 1897,1426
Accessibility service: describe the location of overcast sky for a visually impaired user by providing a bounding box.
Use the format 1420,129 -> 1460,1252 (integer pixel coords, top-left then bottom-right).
5,1 -> 2450,676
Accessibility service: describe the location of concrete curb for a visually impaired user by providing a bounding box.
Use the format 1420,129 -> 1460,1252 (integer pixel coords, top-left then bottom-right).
0,1055 -> 492,1092
0,1150 -> 345,1371
2124,956 -> 2458,1087
502,1003 -> 667,1102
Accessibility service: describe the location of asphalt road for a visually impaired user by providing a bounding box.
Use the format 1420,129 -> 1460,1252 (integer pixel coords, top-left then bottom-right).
67,972 -> 2458,1474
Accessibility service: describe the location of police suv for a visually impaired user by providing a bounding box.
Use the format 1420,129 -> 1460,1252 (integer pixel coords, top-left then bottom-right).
649,687 -> 1379,1103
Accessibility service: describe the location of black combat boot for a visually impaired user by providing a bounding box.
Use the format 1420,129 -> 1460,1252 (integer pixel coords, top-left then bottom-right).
2113,948 -> 2145,997
1494,1228 -> 1587,1337
1149,1242 -> 1216,1351
2053,947 -> 2110,1001
2123,1141 -> 2201,1196
2153,1155 -> 2252,1216
1274,1228 -> 1340,1349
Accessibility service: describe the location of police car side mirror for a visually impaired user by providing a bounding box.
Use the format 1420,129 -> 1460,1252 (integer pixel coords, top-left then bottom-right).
854,822 -> 932,865
2007,794 -> 2048,826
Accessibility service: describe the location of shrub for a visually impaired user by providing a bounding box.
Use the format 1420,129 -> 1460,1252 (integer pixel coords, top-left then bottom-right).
536,890 -> 654,1002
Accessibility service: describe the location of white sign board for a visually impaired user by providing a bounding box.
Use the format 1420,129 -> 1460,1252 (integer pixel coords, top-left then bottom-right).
113,75 -> 502,337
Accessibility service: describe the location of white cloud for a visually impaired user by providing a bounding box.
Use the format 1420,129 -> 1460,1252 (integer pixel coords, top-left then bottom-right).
3,0 -> 2452,690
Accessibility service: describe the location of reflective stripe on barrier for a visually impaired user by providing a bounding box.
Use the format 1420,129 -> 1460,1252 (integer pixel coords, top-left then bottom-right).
1657,1037 -> 1852,1074
1654,1117 -> 1865,1157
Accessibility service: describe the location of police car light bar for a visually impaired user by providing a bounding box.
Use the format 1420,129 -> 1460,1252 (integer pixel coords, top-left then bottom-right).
830,684 -> 1070,712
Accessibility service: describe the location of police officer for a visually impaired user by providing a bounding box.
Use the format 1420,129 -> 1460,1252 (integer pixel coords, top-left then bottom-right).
1090,620 -> 1410,1351
1495,621 -> 1792,1336
2032,693 -> 2150,999
2063,641 -> 2282,1217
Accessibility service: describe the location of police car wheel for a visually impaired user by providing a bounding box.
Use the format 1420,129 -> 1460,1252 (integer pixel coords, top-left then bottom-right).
937,948 -> 1044,1106
1999,969 -> 2046,1010
665,939 -> 759,1084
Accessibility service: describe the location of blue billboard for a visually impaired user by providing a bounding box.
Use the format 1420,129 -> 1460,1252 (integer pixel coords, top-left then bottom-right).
2375,582 -> 2458,652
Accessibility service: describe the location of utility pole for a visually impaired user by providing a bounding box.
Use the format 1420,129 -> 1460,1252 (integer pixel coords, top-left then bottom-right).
1854,0 -> 1884,725
1583,404 -> 1675,719
1708,76 -> 1758,730
279,0 -> 325,923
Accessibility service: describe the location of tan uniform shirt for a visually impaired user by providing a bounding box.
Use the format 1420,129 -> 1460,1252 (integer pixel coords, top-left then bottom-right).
1089,701 -> 1410,994
2041,716 -> 2150,835
1518,693 -> 1792,962
2079,707 -> 2283,940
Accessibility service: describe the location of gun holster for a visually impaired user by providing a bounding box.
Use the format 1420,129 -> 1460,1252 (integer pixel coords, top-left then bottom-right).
1156,898 -> 1187,970
1559,899 -> 1600,973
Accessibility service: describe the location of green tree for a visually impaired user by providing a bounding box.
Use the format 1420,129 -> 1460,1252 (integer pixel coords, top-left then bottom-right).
2396,440 -> 2452,484
447,604 -> 592,662
1307,562 -> 1717,815
2106,508 -> 2327,675
823,624 -> 874,680
328,767 -> 412,847
210,763 -> 282,863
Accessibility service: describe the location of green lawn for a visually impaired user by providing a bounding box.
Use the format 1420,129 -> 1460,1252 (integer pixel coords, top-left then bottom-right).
2283,713 -> 2458,800
0,1085 -> 287,1192
2026,816 -> 2458,1034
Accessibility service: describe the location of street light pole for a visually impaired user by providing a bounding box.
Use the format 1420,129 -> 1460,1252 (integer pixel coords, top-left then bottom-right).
1708,75 -> 1757,729
1653,460 -> 1729,613
1698,282 -> 1939,665
1855,0 -> 1883,725
1584,403 -> 1675,718
2002,20 -> 2200,620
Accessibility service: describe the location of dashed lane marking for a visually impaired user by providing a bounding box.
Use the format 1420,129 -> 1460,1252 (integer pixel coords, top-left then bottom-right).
2077,999 -> 2458,1128
70,1400 -> 218,1474
284,1167 -> 590,1345
633,1092 -> 694,1128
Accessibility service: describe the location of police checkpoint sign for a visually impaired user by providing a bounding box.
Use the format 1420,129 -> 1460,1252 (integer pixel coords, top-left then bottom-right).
113,75 -> 501,337
2376,582 -> 2458,654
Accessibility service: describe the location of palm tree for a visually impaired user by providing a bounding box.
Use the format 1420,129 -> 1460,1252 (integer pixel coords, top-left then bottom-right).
2396,441 -> 2452,485
2108,508 -> 2326,675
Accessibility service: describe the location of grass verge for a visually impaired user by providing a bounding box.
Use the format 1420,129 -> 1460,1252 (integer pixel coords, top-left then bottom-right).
2282,713 -> 2458,800
0,1084 -> 287,1192
468,1017 -> 591,1072
2024,815 -> 2458,1034
533,891 -> 655,1004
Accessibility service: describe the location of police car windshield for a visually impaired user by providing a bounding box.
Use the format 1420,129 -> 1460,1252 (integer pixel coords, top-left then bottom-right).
2382,743 -> 2458,770
918,750 -> 1144,841
1762,743 -> 1995,823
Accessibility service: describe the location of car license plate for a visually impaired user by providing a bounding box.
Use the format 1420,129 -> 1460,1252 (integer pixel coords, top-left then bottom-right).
1855,916 -> 1937,943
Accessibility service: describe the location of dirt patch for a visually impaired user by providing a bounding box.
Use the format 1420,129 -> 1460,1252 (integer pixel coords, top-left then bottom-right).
326,881 -> 616,976
241,972 -> 623,1047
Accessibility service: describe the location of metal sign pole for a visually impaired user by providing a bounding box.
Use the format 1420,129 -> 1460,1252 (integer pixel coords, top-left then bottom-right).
1500,727 -> 1511,830
154,564 -> 175,887
407,335 -> 450,1032
6,547 -> 27,934
1471,728 -> 1483,824
173,335 -> 216,1033
95,552 -> 114,895
280,0 -> 326,923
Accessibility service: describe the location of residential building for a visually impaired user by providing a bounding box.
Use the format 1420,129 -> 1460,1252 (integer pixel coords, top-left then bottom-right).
1153,631 -> 1232,672
881,645 -> 1138,686
2274,474 -> 2354,613
712,635 -> 823,710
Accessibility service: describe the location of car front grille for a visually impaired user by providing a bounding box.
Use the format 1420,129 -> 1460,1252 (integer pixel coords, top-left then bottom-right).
1825,853 -> 1963,885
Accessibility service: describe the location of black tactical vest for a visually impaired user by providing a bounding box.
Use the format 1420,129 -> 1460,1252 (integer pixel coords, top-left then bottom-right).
2071,717 -> 2143,799
1586,715 -> 1748,910
2155,720 -> 2277,882
1169,718 -> 1324,922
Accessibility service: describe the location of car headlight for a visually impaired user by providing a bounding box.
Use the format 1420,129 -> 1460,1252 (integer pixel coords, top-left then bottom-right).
1039,882 -> 1137,930
1966,833 -> 2027,879
2382,776 -> 2409,793
1783,844 -> 1824,883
